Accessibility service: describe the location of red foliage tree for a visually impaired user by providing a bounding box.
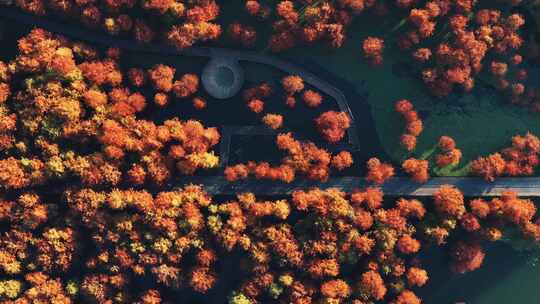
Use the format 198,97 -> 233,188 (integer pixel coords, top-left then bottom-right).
366,157 -> 395,185
331,151 -> 354,171
402,158 -> 429,183
359,270 -> 387,301
262,114 -> 284,130
434,185 -> 465,219
450,240 -> 485,274
148,64 -> 175,92
173,74 -> 199,98
302,90 -> 323,107
315,111 -> 351,143
281,75 -> 304,95
471,133 -> 540,181
228,23 -> 257,48
395,100 -> 423,151
363,37 -> 385,66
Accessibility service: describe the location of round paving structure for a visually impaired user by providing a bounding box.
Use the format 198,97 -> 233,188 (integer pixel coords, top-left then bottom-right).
202,56 -> 244,99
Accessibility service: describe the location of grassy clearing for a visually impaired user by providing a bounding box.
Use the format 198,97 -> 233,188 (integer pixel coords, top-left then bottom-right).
280,18 -> 540,175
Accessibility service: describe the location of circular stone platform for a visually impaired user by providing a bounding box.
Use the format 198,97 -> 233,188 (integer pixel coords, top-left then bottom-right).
201,57 -> 244,99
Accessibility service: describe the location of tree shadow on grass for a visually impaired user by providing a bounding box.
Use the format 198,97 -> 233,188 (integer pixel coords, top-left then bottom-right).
417,242 -> 532,304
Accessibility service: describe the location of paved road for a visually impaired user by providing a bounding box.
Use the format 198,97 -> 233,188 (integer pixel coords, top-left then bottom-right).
178,176 -> 540,197
0,7 -> 360,151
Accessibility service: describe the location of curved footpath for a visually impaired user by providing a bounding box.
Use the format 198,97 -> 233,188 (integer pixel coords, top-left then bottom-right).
2,9 -> 540,197
0,8 -> 360,151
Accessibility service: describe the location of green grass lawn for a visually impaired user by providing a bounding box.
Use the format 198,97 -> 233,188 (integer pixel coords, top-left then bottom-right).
278,18 -> 540,176
214,1 -> 540,175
